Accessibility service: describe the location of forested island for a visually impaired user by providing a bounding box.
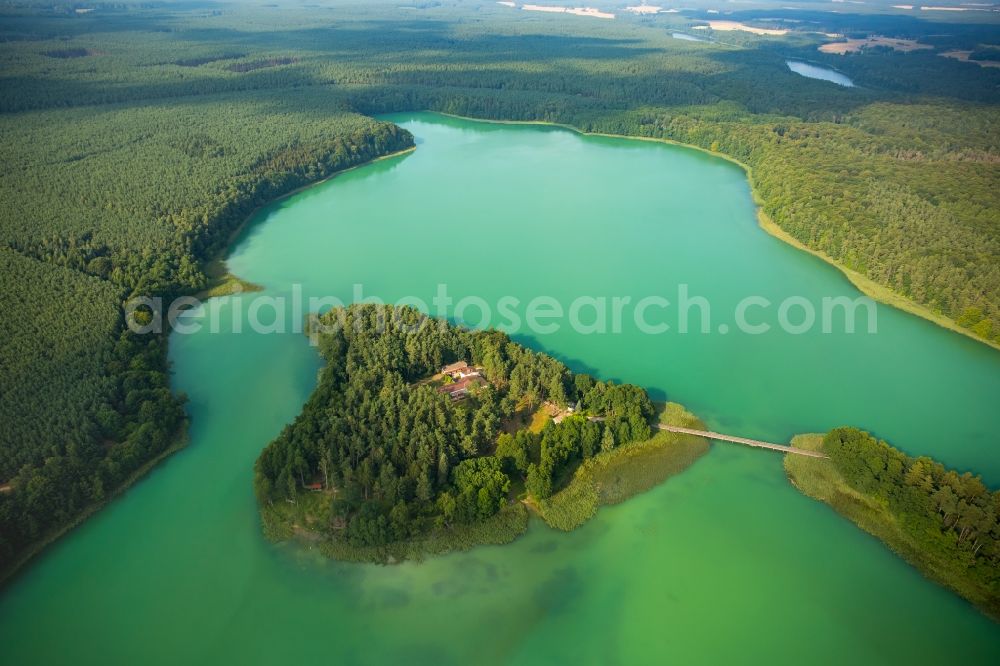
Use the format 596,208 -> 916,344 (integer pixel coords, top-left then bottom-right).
785,428 -> 1000,620
254,304 -> 708,561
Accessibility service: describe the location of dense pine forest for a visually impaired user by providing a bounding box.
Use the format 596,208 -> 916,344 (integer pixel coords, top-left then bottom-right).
1,0 -> 998,576
254,304 -> 656,556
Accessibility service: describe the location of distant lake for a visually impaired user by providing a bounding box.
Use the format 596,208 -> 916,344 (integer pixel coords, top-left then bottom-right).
786,60 -> 855,87
671,32 -> 706,42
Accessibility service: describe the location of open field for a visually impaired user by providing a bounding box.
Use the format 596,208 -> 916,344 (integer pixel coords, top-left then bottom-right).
694,20 -> 788,35
820,36 -> 934,53
940,50 -> 1000,67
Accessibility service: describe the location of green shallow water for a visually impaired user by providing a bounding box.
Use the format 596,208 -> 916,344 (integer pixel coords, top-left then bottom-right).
1,112 -> 998,664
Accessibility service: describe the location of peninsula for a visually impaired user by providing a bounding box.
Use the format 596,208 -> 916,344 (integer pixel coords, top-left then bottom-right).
785,428 -> 1000,621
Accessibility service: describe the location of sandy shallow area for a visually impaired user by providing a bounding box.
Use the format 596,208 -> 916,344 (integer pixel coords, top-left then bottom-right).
522,4 -> 615,18
625,4 -> 662,14
693,20 -> 787,35
819,36 -> 933,54
939,50 -> 1000,68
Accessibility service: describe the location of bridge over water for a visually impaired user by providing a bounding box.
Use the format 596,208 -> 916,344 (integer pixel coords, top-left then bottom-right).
657,425 -> 829,459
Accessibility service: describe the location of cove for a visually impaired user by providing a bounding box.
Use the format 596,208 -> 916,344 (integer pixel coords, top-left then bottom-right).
0,112 -> 997,664
786,60 -> 855,87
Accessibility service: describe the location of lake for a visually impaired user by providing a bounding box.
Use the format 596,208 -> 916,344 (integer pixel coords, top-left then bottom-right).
787,60 -> 855,87
671,32 -> 707,42
0,113 -> 997,664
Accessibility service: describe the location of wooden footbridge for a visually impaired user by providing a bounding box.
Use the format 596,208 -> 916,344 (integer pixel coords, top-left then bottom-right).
657,425 -> 828,459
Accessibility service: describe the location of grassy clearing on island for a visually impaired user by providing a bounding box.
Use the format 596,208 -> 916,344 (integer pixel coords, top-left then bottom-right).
529,406 -> 551,434
536,403 -> 710,531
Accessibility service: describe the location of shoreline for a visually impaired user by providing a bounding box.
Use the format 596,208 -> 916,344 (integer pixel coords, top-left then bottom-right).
0,428 -> 189,587
200,145 -> 417,297
0,144 -> 417,587
275,402 -> 710,564
281,503 -> 530,565
534,402 -> 710,531
433,111 -> 1000,353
